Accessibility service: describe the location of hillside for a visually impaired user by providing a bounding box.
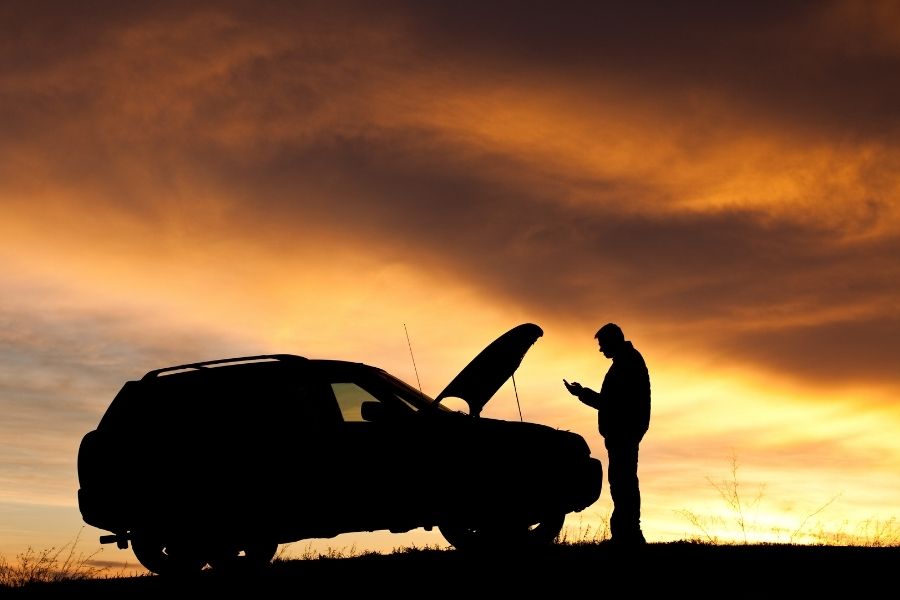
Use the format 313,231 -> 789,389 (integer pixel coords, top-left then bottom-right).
8,542 -> 898,598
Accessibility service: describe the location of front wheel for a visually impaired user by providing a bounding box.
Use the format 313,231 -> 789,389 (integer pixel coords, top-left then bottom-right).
440,513 -> 565,551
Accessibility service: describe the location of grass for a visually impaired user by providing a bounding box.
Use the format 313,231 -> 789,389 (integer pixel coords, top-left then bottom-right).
5,515 -> 896,590
274,539 -> 454,563
557,510 -> 611,545
676,454 -> 900,547
0,528 -> 112,588
4,529 -> 899,597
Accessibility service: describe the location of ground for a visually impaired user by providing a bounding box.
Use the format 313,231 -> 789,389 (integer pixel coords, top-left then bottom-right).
9,542 -> 898,598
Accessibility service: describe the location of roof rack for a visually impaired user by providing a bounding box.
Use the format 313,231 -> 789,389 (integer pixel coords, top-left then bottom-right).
141,354 -> 304,380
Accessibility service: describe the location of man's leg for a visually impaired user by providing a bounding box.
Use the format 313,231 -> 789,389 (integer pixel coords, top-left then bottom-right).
606,440 -> 644,543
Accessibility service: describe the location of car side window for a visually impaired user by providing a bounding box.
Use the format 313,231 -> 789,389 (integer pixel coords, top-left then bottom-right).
331,383 -> 381,422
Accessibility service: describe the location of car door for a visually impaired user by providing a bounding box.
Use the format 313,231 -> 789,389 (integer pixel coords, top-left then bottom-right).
322,364 -> 423,533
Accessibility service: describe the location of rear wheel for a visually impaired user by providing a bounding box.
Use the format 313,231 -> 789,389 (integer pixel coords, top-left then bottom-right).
440,513 -> 565,551
131,534 -> 207,576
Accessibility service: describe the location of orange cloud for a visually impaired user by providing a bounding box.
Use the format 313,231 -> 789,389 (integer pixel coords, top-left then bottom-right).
0,1 -> 898,558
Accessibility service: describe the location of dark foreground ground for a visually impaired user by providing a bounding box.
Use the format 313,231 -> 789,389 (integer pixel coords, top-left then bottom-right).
7,542 -> 898,598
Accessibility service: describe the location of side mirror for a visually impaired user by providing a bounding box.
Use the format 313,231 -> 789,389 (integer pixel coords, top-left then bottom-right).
360,401 -> 386,423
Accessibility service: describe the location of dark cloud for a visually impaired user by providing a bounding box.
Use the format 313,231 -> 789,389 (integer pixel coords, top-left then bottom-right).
1,0 -> 898,392
201,130 -> 900,388
5,1 -> 899,142
391,0 -> 900,139
715,316 -> 900,388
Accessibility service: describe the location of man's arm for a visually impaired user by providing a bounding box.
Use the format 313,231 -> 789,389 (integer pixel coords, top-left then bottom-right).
563,379 -> 602,409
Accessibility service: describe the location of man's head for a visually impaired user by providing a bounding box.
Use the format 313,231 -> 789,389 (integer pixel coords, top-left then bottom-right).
594,323 -> 625,359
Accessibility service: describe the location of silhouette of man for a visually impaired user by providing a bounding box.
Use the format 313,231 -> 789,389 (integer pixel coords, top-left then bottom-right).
564,323 -> 650,546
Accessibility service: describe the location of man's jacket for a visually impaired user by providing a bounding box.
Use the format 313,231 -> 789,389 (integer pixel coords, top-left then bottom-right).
578,341 -> 651,443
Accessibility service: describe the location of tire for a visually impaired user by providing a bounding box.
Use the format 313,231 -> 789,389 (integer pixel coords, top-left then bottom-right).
131,534 -> 207,576
438,523 -> 484,552
207,541 -> 279,572
517,512 -> 566,547
440,513 -> 565,551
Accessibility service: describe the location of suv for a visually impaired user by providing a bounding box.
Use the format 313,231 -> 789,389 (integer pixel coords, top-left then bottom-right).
77,323 -> 602,575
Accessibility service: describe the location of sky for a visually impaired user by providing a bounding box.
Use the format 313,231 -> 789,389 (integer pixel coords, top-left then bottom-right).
1,0 -> 899,570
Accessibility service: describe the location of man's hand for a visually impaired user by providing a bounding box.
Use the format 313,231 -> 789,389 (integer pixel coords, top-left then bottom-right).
563,379 -> 583,397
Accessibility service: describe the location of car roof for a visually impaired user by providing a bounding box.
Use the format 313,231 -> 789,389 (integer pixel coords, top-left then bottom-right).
139,354 -> 378,381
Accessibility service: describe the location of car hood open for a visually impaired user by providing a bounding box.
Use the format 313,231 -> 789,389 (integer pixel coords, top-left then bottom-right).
434,323 -> 543,416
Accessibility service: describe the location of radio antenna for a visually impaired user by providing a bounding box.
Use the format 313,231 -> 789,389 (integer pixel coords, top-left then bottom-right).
511,372 -> 524,421
404,323 -> 424,395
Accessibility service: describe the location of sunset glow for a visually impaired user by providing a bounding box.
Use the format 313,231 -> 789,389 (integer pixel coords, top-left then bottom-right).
2,1 -> 898,568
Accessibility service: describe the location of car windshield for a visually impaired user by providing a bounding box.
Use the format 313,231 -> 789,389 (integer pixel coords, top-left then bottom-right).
374,370 -> 451,413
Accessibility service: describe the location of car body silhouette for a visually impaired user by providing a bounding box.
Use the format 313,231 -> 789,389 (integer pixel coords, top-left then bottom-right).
77,323 -> 602,575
